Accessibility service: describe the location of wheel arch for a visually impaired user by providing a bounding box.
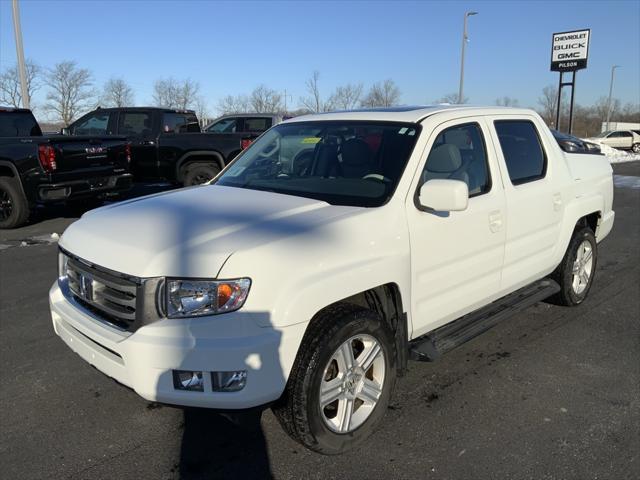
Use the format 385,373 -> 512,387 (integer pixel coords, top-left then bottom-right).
300,283 -> 408,376
0,161 -> 28,200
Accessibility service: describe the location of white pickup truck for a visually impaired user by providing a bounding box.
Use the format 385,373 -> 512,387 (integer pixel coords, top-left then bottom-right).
50,106 -> 615,454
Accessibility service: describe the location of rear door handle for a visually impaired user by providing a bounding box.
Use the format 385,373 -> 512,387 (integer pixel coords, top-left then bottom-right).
553,193 -> 563,211
489,211 -> 503,233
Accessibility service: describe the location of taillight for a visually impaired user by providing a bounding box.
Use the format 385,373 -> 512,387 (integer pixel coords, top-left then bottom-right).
240,138 -> 253,150
38,145 -> 57,173
125,143 -> 131,163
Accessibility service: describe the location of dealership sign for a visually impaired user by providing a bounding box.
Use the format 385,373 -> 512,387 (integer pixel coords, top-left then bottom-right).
550,29 -> 590,72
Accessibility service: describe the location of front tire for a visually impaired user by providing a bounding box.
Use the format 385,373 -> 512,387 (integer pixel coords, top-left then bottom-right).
0,177 -> 29,229
183,163 -> 221,186
273,304 -> 396,455
549,227 -> 597,306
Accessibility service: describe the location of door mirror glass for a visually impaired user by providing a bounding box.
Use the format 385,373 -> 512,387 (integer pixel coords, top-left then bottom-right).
418,179 -> 469,211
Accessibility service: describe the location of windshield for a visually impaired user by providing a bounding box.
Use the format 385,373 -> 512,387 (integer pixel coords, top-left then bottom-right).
215,121 -> 420,207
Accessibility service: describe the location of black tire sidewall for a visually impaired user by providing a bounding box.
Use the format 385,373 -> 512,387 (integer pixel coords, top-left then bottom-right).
0,177 -> 28,229
302,310 -> 396,454
560,228 -> 597,305
184,163 -> 220,186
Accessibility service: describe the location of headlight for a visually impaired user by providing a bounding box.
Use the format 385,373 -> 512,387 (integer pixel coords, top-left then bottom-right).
58,251 -> 69,280
166,278 -> 251,318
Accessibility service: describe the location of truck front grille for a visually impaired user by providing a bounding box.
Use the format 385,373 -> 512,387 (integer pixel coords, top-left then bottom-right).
67,257 -> 139,330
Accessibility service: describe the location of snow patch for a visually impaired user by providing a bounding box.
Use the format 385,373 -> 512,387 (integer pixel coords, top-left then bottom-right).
583,140 -> 640,163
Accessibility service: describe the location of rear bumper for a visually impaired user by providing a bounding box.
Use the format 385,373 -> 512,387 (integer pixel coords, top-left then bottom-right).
38,173 -> 133,202
49,282 -> 302,409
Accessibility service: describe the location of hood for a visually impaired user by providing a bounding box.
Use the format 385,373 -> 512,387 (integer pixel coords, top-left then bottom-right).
60,185 -> 359,278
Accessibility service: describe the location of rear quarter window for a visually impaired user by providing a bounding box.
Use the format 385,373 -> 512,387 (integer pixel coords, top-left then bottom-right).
494,120 -> 547,185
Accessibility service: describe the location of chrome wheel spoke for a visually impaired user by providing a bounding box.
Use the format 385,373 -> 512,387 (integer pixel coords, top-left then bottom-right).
337,341 -> 355,371
572,260 -> 581,274
357,341 -> 382,372
358,378 -> 382,406
338,398 -> 354,432
320,377 -> 343,406
583,247 -> 592,264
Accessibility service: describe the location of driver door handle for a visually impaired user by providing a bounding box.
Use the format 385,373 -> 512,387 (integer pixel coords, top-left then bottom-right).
489,211 -> 503,233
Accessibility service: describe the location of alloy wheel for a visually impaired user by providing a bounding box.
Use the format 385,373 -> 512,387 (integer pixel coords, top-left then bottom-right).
319,334 -> 386,433
571,239 -> 594,295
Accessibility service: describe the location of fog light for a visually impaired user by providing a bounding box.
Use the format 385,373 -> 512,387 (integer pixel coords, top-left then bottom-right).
173,370 -> 204,391
212,370 -> 247,392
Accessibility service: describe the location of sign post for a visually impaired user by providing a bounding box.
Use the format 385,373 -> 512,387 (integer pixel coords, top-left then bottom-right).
550,29 -> 590,134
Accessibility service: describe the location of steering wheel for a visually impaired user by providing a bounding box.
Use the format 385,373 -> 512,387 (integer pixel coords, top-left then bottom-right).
362,173 -> 391,183
258,138 -> 280,158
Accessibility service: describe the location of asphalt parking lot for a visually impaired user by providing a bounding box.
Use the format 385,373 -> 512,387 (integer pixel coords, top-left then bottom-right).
1,164 -> 638,480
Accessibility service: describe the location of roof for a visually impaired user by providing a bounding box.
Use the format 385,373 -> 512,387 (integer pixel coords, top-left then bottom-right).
283,105 -> 538,124
94,106 -> 196,114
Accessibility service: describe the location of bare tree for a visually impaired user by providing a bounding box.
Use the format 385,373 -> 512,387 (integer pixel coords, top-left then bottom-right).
537,85 -> 558,126
300,70 -> 325,113
217,94 -> 251,114
495,96 -> 519,107
0,60 -> 41,109
101,77 -> 134,107
327,83 -> 363,110
361,79 -> 401,107
594,96 -> 620,125
44,61 -> 95,125
436,92 -> 468,104
250,85 -> 283,113
194,95 -> 210,126
152,78 -> 200,110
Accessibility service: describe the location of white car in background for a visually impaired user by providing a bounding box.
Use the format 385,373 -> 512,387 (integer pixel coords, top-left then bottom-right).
585,130 -> 640,153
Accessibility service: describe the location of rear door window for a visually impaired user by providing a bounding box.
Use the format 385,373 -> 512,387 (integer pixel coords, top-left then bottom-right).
244,117 -> 272,133
163,113 -> 200,133
72,112 -> 110,136
118,112 -> 152,138
207,117 -> 239,133
494,120 -> 547,185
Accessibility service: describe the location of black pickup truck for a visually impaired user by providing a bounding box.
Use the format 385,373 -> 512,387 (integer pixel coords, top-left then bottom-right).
0,107 -> 132,228
67,107 -> 260,186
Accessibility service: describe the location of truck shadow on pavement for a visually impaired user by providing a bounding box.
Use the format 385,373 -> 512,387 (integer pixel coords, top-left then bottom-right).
180,408 -> 273,479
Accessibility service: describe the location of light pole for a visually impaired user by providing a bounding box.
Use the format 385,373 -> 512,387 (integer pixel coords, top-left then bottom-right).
11,0 -> 30,110
458,11 -> 478,104
606,65 -> 620,132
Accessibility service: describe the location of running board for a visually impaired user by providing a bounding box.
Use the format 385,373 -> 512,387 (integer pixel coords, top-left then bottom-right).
409,279 -> 560,362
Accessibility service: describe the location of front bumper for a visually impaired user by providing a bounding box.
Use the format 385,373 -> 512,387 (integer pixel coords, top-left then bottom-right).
38,173 -> 133,202
50,282 -> 299,409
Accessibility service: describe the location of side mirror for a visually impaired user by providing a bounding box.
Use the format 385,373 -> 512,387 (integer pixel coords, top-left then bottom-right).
418,179 -> 469,212
60,127 -> 70,135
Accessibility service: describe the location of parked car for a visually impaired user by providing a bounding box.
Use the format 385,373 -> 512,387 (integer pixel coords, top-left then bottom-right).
551,129 -> 601,154
0,107 -> 132,229
204,113 -> 282,135
51,106 -> 614,454
66,107 -> 262,186
584,130 -> 640,153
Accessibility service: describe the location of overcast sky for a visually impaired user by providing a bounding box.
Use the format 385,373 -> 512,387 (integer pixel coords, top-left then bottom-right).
1,0 -> 639,115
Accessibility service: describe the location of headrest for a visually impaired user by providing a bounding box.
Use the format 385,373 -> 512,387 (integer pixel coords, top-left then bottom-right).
341,138 -> 372,166
426,144 -> 462,173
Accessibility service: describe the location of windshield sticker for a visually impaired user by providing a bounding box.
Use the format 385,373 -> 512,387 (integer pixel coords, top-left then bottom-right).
301,137 -> 322,144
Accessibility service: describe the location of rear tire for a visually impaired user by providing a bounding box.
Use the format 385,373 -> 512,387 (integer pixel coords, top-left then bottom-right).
548,227 -> 597,306
632,143 -> 640,154
0,176 -> 29,229
183,163 -> 221,186
273,304 -> 396,455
